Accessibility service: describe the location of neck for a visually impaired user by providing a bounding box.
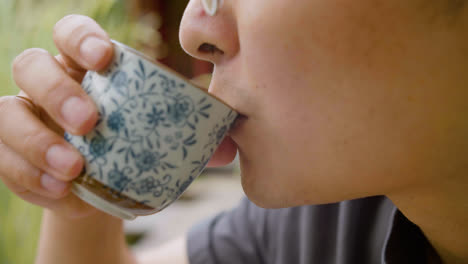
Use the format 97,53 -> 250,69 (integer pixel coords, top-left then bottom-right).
388,178 -> 468,263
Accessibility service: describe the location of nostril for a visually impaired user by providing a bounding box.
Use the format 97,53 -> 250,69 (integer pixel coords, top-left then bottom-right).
198,43 -> 224,55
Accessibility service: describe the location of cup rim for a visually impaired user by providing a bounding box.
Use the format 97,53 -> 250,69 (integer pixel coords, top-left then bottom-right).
110,40 -> 238,113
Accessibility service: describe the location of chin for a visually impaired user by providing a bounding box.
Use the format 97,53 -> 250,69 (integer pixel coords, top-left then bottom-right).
239,171 -> 306,209
237,154 -> 357,208
241,187 -> 286,209
239,167 -> 350,209
241,179 -> 349,209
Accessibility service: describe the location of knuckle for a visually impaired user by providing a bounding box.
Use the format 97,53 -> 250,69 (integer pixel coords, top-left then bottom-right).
0,96 -> 11,114
12,48 -> 49,79
16,191 -> 45,208
1,176 -> 29,196
0,136 -> 6,151
0,96 -> 18,122
22,128 -> 55,160
0,139 -> 41,195
41,73 -> 69,103
54,14 -> 101,48
13,185 -> 30,196
69,22 -> 99,46
13,166 -> 41,192
54,15 -> 94,37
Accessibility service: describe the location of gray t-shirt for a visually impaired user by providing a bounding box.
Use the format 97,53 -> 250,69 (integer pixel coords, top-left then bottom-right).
187,196 -> 441,264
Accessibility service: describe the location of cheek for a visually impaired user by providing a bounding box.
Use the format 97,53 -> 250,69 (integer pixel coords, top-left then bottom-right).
237,0 -> 409,112
235,1 -> 453,203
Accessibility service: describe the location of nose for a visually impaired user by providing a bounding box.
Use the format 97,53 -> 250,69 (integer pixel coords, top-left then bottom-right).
179,0 -> 239,64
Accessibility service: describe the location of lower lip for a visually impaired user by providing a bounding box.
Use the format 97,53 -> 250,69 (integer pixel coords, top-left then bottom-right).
229,115 -> 248,135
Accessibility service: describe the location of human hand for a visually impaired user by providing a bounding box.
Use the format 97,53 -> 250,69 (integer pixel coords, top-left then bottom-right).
0,15 -> 114,219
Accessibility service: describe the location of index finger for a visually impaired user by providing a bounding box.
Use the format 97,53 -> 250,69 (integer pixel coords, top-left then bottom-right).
53,15 -> 114,71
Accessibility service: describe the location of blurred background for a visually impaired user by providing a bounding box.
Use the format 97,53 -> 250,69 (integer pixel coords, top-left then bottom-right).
0,1 -> 243,263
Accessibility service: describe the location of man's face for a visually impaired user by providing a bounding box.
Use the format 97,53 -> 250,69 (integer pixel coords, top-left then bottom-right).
180,0 -> 468,207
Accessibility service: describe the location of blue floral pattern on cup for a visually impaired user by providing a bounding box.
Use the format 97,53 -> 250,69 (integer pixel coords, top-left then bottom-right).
65,42 -> 238,212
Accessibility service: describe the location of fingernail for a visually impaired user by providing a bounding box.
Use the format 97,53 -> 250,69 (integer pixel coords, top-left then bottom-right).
46,144 -> 82,177
41,173 -> 68,194
80,37 -> 110,68
61,96 -> 93,129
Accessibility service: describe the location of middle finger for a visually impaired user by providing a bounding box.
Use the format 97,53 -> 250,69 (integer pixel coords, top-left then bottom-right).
12,48 -> 98,135
0,140 -> 69,199
0,96 -> 83,181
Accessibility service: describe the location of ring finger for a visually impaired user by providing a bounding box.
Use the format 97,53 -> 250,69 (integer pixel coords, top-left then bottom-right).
0,96 -> 84,181
0,139 -> 69,199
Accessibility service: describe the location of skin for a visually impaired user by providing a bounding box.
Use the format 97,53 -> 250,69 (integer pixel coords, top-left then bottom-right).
180,0 -> 468,261
181,0 -> 468,207
0,0 -> 466,263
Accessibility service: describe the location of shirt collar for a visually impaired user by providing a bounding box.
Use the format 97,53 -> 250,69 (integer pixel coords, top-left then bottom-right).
383,206 -> 442,264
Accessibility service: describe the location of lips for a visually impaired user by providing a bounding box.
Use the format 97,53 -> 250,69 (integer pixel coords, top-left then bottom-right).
205,114 -> 246,167
207,134 -> 238,167
228,114 -> 248,136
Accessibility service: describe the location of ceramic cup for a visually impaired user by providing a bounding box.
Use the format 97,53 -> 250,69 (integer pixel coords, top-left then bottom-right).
65,40 -> 238,220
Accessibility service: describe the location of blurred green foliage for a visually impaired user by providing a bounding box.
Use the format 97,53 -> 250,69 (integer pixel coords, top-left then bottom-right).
0,0 -> 144,263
